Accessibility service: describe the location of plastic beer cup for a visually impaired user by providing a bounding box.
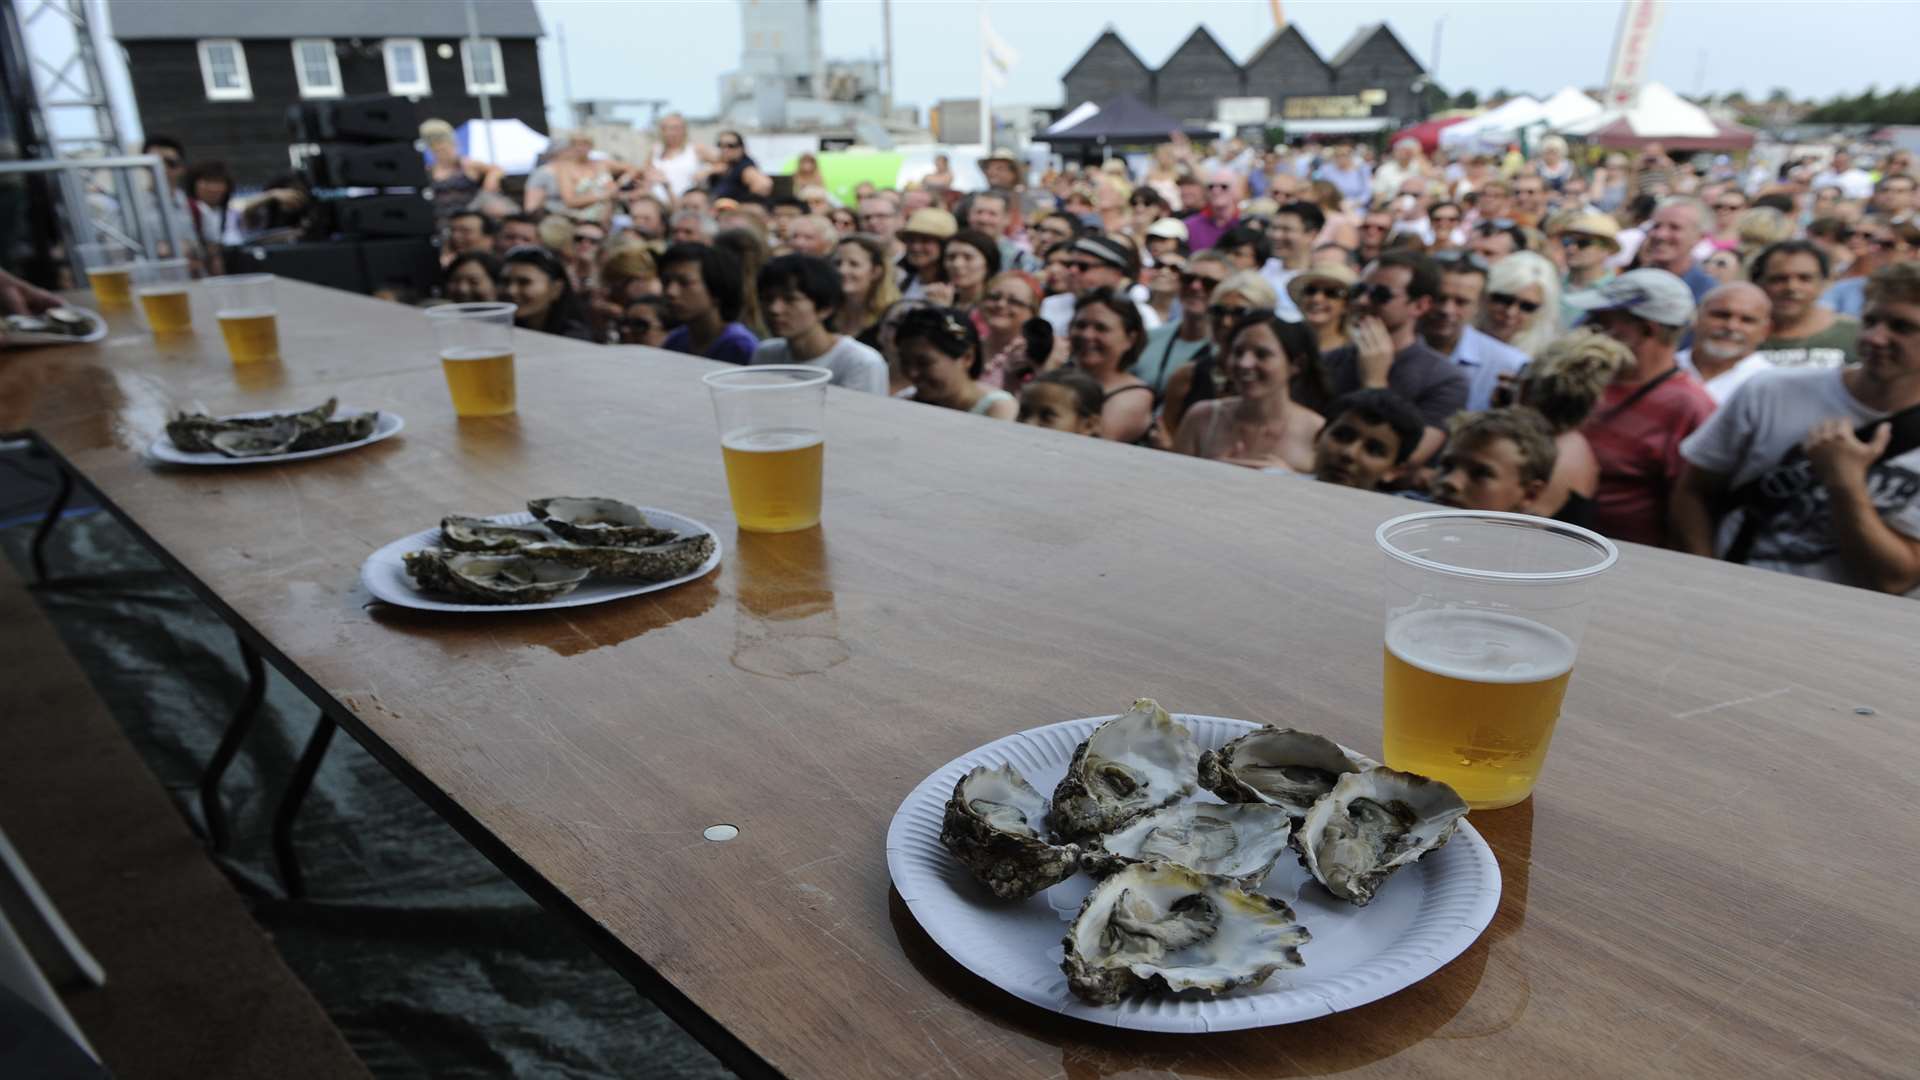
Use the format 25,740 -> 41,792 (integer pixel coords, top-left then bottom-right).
704,366 -> 830,533
208,274 -> 280,363
427,302 -> 517,416
79,242 -> 135,309
1375,510 -> 1617,809
134,258 -> 193,334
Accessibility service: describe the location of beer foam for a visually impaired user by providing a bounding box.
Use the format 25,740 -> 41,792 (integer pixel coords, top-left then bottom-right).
440,346 -> 512,362
722,427 -> 823,453
216,307 -> 275,319
1386,609 -> 1575,684
136,285 -> 188,296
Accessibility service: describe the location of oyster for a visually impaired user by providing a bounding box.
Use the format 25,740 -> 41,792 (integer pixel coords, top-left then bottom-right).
1198,727 -> 1372,817
209,419 -> 303,458
1050,699 -> 1201,844
527,497 -> 674,547
939,764 -> 1081,900
291,412 -> 378,450
167,398 -> 337,452
166,398 -> 376,455
440,515 -> 552,553
1297,768 -> 1469,906
521,532 -> 714,581
1062,862 -> 1309,1003
401,549 -> 590,605
1082,803 -> 1294,888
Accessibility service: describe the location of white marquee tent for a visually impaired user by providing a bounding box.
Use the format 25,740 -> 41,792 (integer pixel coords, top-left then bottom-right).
1557,82 -> 1716,139
1439,96 -> 1543,153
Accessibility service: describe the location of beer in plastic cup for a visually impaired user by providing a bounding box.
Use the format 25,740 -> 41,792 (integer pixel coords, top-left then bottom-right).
1375,510 -> 1617,809
427,302 -> 517,416
79,242 -> 135,309
704,366 -> 830,533
208,273 -> 280,363
134,258 -> 193,334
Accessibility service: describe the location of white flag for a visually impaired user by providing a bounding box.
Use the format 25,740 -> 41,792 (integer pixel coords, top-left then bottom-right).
983,15 -> 1019,90
1604,0 -> 1665,109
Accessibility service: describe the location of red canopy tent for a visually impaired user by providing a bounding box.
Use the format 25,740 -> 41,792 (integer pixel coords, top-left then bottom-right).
1391,116 -> 1470,153
1587,116 -> 1756,153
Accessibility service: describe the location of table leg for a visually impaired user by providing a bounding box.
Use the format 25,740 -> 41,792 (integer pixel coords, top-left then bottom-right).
272,712 -> 336,900
198,635 -> 267,854
28,464 -> 74,585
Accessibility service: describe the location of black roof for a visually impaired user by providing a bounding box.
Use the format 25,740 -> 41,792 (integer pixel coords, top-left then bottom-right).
1046,94 -> 1214,144
108,0 -> 543,40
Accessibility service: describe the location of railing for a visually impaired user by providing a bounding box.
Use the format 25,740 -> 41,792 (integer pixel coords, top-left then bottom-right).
0,154 -> 182,285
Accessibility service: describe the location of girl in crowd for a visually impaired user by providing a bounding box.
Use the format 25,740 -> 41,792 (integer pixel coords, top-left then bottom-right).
1514,328 -> 1630,527
828,206 -> 858,237
1141,144 -> 1184,208
1173,315 -> 1325,472
1310,179 -> 1359,249
1159,270 -> 1279,439
706,130 -> 774,202
441,251 -> 500,303
591,244 -> 660,342
1476,251 -> 1561,358
713,227 -> 772,338
1288,262 -> 1354,355
1067,288 -> 1152,444
501,245 -> 593,340
874,298 -> 933,397
1017,368 -> 1104,436
420,118 -> 504,219
618,295 -> 671,347
830,234 -> 901,348
977,270 -> 1043,390
792,153 -> 829,196
934,230 -> 1001,311
182,161 -> 237,273
893,307 -> 1017,419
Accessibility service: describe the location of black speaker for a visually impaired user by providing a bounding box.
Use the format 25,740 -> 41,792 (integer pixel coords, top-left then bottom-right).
224,241 -> 365,292
334,194 -> 435,238
358,237 -> 440,295
288,95 -> 418,143
303,144 -> 426,188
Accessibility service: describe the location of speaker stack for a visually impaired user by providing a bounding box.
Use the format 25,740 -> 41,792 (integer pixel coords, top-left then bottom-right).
227,95 -> 438,295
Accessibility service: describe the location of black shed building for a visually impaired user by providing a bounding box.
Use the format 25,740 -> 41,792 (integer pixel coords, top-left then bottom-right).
108,0 -> 548,184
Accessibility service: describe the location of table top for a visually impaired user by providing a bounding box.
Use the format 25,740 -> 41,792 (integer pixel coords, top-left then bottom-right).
7,281 -> 1917,1078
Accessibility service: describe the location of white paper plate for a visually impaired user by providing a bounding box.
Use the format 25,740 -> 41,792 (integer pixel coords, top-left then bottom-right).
147,408 -> 403,466
3,307 -> 108,347
360,509 -> 723,613
886,714 -> 1502,1033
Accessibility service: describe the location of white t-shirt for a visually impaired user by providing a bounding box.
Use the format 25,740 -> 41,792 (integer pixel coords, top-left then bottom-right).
1677,349 -> 1774,406
1679,368 -> 1920,595
750,336 -> 889,395
652,143 -> 702,199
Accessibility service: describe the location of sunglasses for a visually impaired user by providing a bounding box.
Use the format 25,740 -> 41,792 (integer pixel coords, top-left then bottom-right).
1561,234 -> 1602,250
1207,182 -> 1234,191
1298,283 -> 1346,300
1180,271 -> 1224,289
718,141 -> 742,150
1488,292 -> 1542,314
1349,282 -> 1401,305
1208,304 -> 1254,322
1715,203 -> 1744,212
1432,250 -> 1490,271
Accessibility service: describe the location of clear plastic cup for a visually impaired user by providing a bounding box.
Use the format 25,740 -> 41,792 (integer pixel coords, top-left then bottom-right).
1375,510 -> 1618,809
427,302 -> 516,416
703,365 -> 831,533
207,274 -> 279,363
78,242 -> 136,309
134,258 -> 193,334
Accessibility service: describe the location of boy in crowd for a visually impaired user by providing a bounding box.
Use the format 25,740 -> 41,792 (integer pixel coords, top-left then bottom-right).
1430,409 -> 1560,514
1310,389 -> 1426,492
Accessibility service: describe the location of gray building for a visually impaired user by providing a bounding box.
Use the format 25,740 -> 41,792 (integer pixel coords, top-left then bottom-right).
1060,21 -> 1426,139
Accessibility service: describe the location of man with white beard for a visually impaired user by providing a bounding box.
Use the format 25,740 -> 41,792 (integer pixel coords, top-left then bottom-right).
1678,282 -> 1774,404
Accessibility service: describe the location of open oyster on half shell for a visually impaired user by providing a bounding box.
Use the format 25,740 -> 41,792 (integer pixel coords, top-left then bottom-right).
520,532 -> 715,582
166,398 -> 379,457
1081,802 -> 1294,889
1049,699 -> 1201,844
401,549 -> 590,605
439,515 -> 552,553
1061,862 -> 1310,1004
939,764 -> 1081,901
527,497 -> 675,547
1198,727 -> 1372,818
1296,768 -> 1468,906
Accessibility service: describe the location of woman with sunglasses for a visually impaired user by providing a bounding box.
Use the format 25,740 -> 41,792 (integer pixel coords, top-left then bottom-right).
704,130 -> 773,203
978,270 -> 1044,390
1173,315 -> 1325,473
1287,263 -> 1356,357
1476,252 -> 1561,358
1159,271 -> 1278,441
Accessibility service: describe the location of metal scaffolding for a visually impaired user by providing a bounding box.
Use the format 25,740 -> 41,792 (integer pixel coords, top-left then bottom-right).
16,0 -> 122,157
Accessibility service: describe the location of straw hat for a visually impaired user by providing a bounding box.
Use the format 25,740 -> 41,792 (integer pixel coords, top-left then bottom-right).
900,207 -> 958,240
1560,211 -> 1622,251
1286,263 -> 1358,308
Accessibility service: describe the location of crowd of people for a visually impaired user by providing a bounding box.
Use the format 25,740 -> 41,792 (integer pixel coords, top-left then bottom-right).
43,116 -> 1919,599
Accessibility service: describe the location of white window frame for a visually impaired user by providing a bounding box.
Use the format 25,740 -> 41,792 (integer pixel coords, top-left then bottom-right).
381,38 -> 430,96
461,37 -> 507,95
291,38 -> 343,99
196,38 -> 252,102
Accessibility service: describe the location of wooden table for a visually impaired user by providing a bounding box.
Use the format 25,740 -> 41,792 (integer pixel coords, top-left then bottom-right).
6,280 -> 1917,1078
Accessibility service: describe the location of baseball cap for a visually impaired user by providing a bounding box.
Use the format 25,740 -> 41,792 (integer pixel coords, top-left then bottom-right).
1071,235 -> 1134,273
1562,268 -> 1696,327
899,207 -> 958,240
1146,217 -> 1190,242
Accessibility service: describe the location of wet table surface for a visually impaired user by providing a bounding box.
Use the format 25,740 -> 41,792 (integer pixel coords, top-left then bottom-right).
5,280 -> 1917,1078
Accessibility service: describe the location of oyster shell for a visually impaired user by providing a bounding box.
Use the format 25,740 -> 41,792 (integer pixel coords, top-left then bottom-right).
440,515 -> 552,553
166,398 -> 376,455
1197,728 -> 1372,817
1050,700 -> 1201,844
527,497 -> 674,547
1297,768 -> 1469,906
401,549 -> 590,605
1061,862 -> 1309,1003
210,420 -> 303,457
166,398 -> 337,453
939,764 -> 1081,901
520,532 -> 715,581
292,412 -> 378,450
1082,803 -> 1294,888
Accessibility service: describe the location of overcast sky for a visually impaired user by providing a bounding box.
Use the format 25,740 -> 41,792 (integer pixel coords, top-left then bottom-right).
535,0 -> 1920,126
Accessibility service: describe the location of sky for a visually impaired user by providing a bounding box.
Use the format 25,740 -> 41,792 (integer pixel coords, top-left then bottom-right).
533,0 -> 1920,127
